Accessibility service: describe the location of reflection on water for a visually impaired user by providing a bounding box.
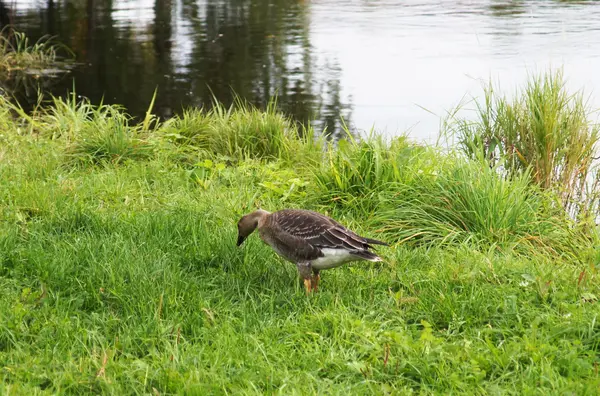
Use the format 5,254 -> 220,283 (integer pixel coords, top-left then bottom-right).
1,0 -> 352,139
2,0 -> 600,141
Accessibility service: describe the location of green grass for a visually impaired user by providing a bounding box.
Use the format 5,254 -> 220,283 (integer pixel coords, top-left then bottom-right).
445,69 -> 600,220
0,27 -> 73,77
312,133 -> 433,206
0,27 -> 74,98
159,95 -> 323,164
2,75 -> 600,394
372,160 -> 586,258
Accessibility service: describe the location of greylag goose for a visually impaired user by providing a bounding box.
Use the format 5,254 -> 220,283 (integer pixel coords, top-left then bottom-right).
236,208 -> 388,293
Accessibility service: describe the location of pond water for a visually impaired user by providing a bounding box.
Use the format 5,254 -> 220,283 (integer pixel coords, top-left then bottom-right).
3,0 -> 600,142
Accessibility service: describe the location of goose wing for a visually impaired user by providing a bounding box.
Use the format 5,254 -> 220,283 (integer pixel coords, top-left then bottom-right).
270,209 -> 387,252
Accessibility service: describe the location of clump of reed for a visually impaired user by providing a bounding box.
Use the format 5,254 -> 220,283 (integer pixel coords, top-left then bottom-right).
373,159 -> 584,259
160,96 -> 323,164
312,133 -> 439,207
445,70 -> 600,219
33,91 -> 158,165
65,106 -> 154,165
0,27 -> 73,77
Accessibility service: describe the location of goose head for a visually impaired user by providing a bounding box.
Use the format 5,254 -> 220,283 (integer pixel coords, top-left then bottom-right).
236,209 -> 270,246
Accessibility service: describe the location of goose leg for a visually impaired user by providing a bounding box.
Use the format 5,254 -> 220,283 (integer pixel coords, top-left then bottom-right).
312,269 -> 320,292
303,278 -> 312,294
296,262 -> 313,294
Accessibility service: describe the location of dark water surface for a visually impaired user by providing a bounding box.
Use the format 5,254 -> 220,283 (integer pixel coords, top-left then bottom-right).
3,0 -> 600,141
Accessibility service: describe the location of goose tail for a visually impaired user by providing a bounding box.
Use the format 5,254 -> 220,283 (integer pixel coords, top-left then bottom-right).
352,250 -> 384,262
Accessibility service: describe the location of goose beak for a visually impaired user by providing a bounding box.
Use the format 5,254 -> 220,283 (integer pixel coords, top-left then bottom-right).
236,234 -> 246,246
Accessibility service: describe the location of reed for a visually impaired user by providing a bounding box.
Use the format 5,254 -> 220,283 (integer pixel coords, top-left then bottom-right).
160,95 -> 324,164
445,70 -> 600,218
312,132 -> 438,209
0,27 -> 73,76
372,159 -> 584,259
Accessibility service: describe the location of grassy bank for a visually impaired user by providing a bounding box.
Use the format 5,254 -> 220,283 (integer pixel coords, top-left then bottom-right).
2,73 -> 600,394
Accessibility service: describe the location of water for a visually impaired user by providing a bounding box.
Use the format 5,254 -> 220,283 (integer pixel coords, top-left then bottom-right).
2,0 -> 600,142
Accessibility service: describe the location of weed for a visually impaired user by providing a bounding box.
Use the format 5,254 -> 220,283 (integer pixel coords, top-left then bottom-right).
445,69 -> 600,218
160,95 -> 323,164
0,27 -> 73,76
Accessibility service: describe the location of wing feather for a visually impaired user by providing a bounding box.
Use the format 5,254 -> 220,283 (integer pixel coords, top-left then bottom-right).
270,209 -> 385,257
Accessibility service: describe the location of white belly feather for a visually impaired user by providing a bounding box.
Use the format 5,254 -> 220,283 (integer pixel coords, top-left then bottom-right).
311,248 -> 359,270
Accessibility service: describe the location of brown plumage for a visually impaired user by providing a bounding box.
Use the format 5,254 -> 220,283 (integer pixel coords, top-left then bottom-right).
236,208 -> 388,293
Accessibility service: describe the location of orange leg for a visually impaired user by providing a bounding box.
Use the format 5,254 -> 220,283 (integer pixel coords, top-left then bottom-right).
312,273 -> 320,292
298,263 -> 314,295
303,278 -> 312,295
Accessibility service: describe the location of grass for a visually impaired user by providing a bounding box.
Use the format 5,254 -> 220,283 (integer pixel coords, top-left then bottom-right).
0,27 -> 74,98
444,70 -> 600,219
0,27 -> 73,77
159,95 -> 323,164
313,133 -> 432,206
2,72 -> 600,394
373,160 -> 584,257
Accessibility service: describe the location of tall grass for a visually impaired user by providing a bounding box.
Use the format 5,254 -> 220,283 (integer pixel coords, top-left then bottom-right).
33,93 -> 154,165
310,133 -> 588,260
373,159 -> 584,258
310,128 -> 586,258
445,70 -> 600,218
3,89 -> 322,168
0,27 -> 73,76
2,73 -> 594,258
0,91 -> 16,132
161,96 -> 324,163
66,107 -> 154,165
312,134 -> 438,207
